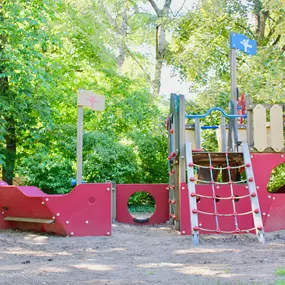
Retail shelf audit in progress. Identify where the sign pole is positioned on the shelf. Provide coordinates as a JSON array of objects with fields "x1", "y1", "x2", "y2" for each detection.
[
  {"x1": 76, "y1": 105, "x2": 84, "y2": 186},
  {"x1": 230, "y1": 48, "x2": 237, "y2": 101},
  {"x1": 228, "y1": 48, "x2": 238, "y2": 152},
  {"x1": 76, "y1": 89, "x2": 105, "y2": 186},
  {"x1": 229, "y1": 32, "x2": 257, "y2": 152}
]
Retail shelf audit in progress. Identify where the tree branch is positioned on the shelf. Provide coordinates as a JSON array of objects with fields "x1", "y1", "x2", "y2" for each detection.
[
  {"x1": 163, "y1": 0, "x2": 172, "y2": 9},
  {"x1": 272, "y1": 34, "x2": 281, "y2": 46},
  {"x1": 123, "y1": 43, "x2": 152, "y2": 82},
  {"x1": 172, "y1": 0, "x2": 186, "y2": 18},
  {"x1": 148, "y1": 0, "x2": 161, "y2": 16},
  {"x1": 233, "y1": 22, "x2": 255, "y2": 38}
]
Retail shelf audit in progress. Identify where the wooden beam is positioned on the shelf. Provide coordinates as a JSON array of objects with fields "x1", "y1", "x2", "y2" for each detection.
[{"x1": 4, "y1": 217, "x2": 55, "y2": 224}]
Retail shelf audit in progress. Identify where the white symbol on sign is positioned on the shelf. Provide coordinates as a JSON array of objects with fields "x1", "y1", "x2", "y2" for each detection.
[{"x1": 240, "y1": 39, "x2": 252, "y2": 53}]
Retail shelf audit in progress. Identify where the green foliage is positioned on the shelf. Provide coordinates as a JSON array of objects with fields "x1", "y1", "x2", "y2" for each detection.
[
  {"x1": 0, "y1": 0, "x2": 168, "y2": 191},
  {"x1": 276, "y1": 268, "x2": 285, "y2": 276},
  {"x1": 1, "y1": 0, "x2": 283, "y2": 195},
  {"x1": 83, "y1": 132, "x2": 142, "y2": 184},
  {"x1": 170, "y1": 0, "x2": 285, "y2": 104},
  {"x1": 274, "y1": 280, "x2": 285, "y2": 285},
  {"x1": 275, "y1": 267, "x2": 285, "y2": 285},
  {"x1": 17, "y1": 150, "x2": 73, "y2": 194},
  {"x1": 128, "y1": 191, "x2": 155, "y2": 206},
  {"x1": 185, "y1": 92, "x2": 230, "y2": 152},
  {"x1": 267, "y1": 163, "x2": 285, "y2": 193},
  {"x1": 128, "y1": 191, "x2": 155, "y2": 213},
  {"x1": 131, "y1": 126, "x2": 168, "y2": 183},
  {"x1": 0, "y1": 0, "x2": 59, "y2": 121}
]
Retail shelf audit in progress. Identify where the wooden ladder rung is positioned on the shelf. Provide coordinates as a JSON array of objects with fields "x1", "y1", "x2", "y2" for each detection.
[{"x1": 4, "y1": 217, "x2": 55, "y2": 224}]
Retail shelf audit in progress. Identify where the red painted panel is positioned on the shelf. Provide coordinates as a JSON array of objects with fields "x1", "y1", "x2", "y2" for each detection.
[
  {"x1": 180, "y1": 182, "x2": 191, "y2": 235},
  {"x1": 181, "y1": 153, "x2": 285, "y2": 235},
  {"x1": 181, "y1": 183, "x2": 255, "y2": 235},
  {"x1": 116, "y1": 184, "x2": 169, "y2": 225},
  {"x1": 0, "y1": 183, "x2": 112, "y2": 237},
  {"x1": 251, "y1": 153, "x2": 285, "y2": 232}
]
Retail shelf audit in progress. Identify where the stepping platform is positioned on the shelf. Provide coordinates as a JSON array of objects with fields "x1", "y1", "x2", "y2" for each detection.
[{"x1": 0, "y1": 183, "x2": 112, "y2": 237}]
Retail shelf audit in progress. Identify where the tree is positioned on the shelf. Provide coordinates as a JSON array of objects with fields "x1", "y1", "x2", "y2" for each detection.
[
  {"x1": 148, "y1": 0, "x2": 172, "y2": 96},
  {"x1": 1, "y1": 0, "x2": 170, "y2": 190},
  {"x1": 0, "y1": 0, "x2": 59, "y2": 184},
  {"x1": 170, "y1": 0, "x2": 285, "y2": 104}
]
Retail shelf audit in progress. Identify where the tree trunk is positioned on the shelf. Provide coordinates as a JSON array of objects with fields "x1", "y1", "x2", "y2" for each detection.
[
  {"x1": 2, "y1": 119, "x2": 16, "y2": 185},
  {"x1": 148, "y1": 0, "x2": 172, "y2": 97},
  {"x1": 153, "y1": 24, "x2": 165, "y2": 95},
  {"x1": 259, "y1": 11, "x2": 269, "y2": 39},
  {"x1": 117, "y1": 6, "x2": 128, "y2": 72},
  {"x1": 117, "y1": 44, "x2": 126, "y2": 72},
  {"x1": 253, "y1": 0, "x2": 269, "y2": 40}
]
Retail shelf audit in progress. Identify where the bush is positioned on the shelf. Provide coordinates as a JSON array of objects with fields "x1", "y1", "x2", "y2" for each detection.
[
  {"x1": 17, "y1": 152, "x2": 73, "y2": 194},
  {"x1": 83, "y1": 132, "x2": 142, "y2": 183},
  {"x1": 267, "y1": 163, "x2": 285, "y2": 193}
]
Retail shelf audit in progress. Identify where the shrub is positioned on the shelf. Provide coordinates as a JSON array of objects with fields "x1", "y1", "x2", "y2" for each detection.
[{"x1": 17, "y1": 152, "x2": 73, "y2": 194}]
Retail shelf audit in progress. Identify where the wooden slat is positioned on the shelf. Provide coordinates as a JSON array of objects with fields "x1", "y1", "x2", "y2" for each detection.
[
  {"x1": 248, "y1": 103, "x2": 283, "y2": 111},
  {"x1": 4, "y1": 217, "x2": 54, "y2": 224},
  {"x1": 270, "y1": 104, "x2": 284, "y2": 152},
  {"x1": 192, "y1": 152, "x2": 243, "y2": 165},
  {"x1": 253, "y1": 104, "x2": 267, "y2": 152}
]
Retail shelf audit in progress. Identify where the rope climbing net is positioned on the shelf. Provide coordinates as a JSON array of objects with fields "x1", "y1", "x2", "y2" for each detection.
[{"x1": 186, "y1": 142, "x2": 265, "y2": 244}]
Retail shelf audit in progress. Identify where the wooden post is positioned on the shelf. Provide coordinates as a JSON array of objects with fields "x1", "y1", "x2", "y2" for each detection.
[
  {"x1": 178, "y1": 94, "x2": 186, "y2": 230},
  {"x1": 76, "y1": 105, "x2": 84, "y2": 186},
  {"x1": 169, "y1": 94, "x2": 177, "y2": 219},
  {"x1": 229, "y1": 48, "x2": 238, "y2": 152},
  {"x1": 76, "y1": 90, "x2": 105, "y2": 186},
  {"x1": 246, "y1": 95, "x2": 254, "y2": 149},
  {"x1": 195, "y1": 118, "x2": 201, "y2": 149},
  {"x1": 220, "y1": 116, "x2": 227, "y2": 152}
]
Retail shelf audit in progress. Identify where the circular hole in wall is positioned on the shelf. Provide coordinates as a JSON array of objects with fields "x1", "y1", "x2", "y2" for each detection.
[
  {"x1": 267, "y1": 163, "x2": 285, "y2": 193},
  {"x1": 128, "y1": 191, "x2": 156, "y2": 222}
]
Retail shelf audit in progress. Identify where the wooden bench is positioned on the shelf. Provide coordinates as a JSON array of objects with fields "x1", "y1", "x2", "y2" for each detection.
[{"x1": 4, "y1": 217, "x2": 54, "y2": 224}]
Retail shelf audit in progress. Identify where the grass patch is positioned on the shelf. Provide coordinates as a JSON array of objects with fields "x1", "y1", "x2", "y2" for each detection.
[
  {"x1": 274, "y1": 268, "x2": 285, "y2": 285},
  {"x1": 276, "y1": 268, "x2": 285, "y2": 276},
  {"x1": 128, "y1": 204, "x2": 155, "y2": 213},
  {"x1": 274, "y1": 281, "x2": 285, "y2": 285}
]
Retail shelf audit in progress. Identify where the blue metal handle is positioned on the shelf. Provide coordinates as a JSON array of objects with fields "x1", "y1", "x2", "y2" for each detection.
[
  {"x1": 201, "y1": 126, "x2": 219, "y2": 130},
  {"x1": 185, "y1": 107, "x2": 247, "y2": 119}
]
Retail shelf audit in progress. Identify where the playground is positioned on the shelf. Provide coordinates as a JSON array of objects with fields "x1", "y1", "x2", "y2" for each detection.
[
  {"x1": 1, "y1": 29, "x2": 285, "y2": 284},
  {"x1": 1, "y1": 224, "x2": 285, "y2": 285},
  {"x1": 1, "y1": 90, "x2": 285, "y2": 284}
]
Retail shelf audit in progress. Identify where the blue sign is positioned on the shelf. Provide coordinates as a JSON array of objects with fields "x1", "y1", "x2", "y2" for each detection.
[{"x1": 230, "y1": 32, "x2": 257, "y2": 55}]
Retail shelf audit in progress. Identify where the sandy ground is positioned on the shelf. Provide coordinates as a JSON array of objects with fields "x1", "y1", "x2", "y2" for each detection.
[{"x1": 0, "y1": 223, "x2": 285, "y2": 285}]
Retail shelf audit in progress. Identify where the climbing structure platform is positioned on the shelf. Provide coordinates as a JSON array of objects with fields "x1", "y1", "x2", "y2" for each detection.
[
  {"x1": 0, "y1": 183, "x2": 112, "y2": 237},
  {"x1": 168, "y1": 93, "x2": 285, "y2": 244}
]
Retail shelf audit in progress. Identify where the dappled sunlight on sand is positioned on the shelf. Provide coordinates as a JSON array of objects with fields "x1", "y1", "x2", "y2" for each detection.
[
  {"x1": 3, "y1": 249, "x2": 71, "y2": 257},
  {"x1": 71, "y1": 263, "x2": 114, "y2": 271},
  {"x1": 105, "y1": 247, "x2": 126, "y2": 252},
  {"x1": 137, "y1": 262, "x2": 184, "y2": 268},
  {"x1": 175, "y1": 265, "x2": 239, "y2": 277},
  {"x1": 1, "y1": 224, "x2": 285, "y2": 284},
  {"x1": 38, "y1": 266, "x2": 70, "y2": 273},
  {"x1": 23, "y1": 234, "x2": 50, "y2": 244},
  {"x1": 174, "y1": 248, "x2": 240, "y2": 254}
]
